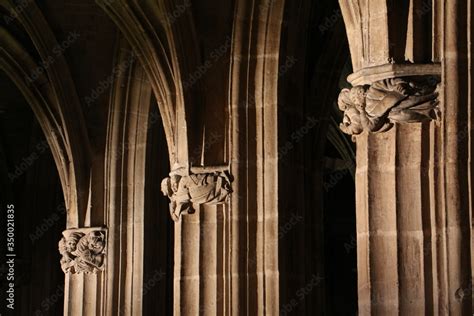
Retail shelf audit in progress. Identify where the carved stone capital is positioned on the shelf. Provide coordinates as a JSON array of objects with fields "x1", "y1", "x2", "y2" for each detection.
[
  {"x1": 338, "y1": 75, "x2": 440, "y2": 136},
  {"x1": 58, "y1": 227, "x2": 107, "y2": 274},
  {"x1": 161, "y1": 166, "x2": 233, "y2": 221}
]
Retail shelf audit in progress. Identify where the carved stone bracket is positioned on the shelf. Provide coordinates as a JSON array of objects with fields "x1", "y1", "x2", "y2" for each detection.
[
  {"x1": 338, "y1": 72, "x2": 441, "y2": 136},
  {"x1": 58, "y1": 227, "x2": 107, "y2": 274},
  {"x1": 161, "y1": 165, "x2": 233, "y2": 221}
]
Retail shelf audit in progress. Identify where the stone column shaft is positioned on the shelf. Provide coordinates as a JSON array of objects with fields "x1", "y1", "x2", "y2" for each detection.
[
  {"x1": 339, "y1": 0, "x2": 472, "y2": 313},
  {"x1": 356, "y1": 125, "x2": 431, "y2": 314}
]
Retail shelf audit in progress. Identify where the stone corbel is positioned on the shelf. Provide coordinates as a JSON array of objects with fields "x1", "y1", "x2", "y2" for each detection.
[
  {"x1": 58, "y1": 227, "x2": 107, "y2": 274},
  {"x1": 161, "y1": 165, "x2": 233, "y2": 221},
  {"x1": 338, "y1": 63, "x2": 441, "y2": 136}
]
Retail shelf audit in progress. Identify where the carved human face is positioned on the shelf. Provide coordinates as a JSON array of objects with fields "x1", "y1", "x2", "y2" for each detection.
[
  {"x1": 66, "y1": 239, "x2": 77, "y2": 252},
  {"x1": 87, "y1": 232, "x2": 105, "y2": 254},
  {"x1": 340, "y1": 106, "x2": 363, "y2": 135},
  {"x1": 349, "y1": 86, "x2": 367, "y2": 109},
  {"x1": 170, "y1": 175, "x2": 181, "y2": 192}
]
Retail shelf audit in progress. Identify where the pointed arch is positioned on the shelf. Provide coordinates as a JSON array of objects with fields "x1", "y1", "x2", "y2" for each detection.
[
  {"x1": 97, "y1": 0, "x2": 203, "y2": 166},
  {"x1": 0, "y1": 0, "x2": 91, "y2": 227}
]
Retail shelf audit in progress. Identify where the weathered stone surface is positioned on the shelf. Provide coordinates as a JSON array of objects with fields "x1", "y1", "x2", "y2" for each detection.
[
  {"x1": 1, "y1": 0, "x2": 473, "y2": 315},
  {"x1": 161, "y1": 167, "x2": 232, "y2": 221},
  {"x1": 59, "y1": 228, "x2": 107, "y2": 274},
  {"x1": 339, "y1": 0, "x2": 473, "y2": 314},
  {"x1": 338, "y1": 76, "x2": 440, "y2": 135}
]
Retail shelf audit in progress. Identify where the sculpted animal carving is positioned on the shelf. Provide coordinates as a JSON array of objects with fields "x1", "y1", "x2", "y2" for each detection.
[
  {"x1": 338, "y1": 77, "x2": 440, "y2": 135},
  {"x1": 161, "y1": 168, "x2": 232, "y2": 221}
]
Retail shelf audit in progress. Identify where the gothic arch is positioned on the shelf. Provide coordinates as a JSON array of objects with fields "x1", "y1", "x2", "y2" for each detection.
[
  {"x1": 97, "y1": 0, "x2": 204, "y2": 166},
  {"x1": 0, "y1": 0, "x2": 90, "y2": 227}
]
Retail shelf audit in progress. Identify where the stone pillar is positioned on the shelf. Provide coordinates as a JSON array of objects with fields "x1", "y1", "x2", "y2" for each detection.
[
  {"x1": 338, "y1": 0, "x2": 472, "y2": 314},
  {"x1": 172, "y1": 204, "x2": 229, "y2": 315},
  {"x1": 227, "y1": 1, "x2": 284, "y2": 314},
  {"x1": 443, "y1": 0, "x2": 472, "y2": 313},
  {"x1": 341, "y1": 70, "x2": 441, "y2": 315},
  {"x1": 59, "y1": 227, "x2": 107, "y2": 315},
  {"x1": 161, "y1": 0, "x2": 285, "y2": 314},
  {"x1": 161, "y1": 167, "x2": 232, "y2": 315}
]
